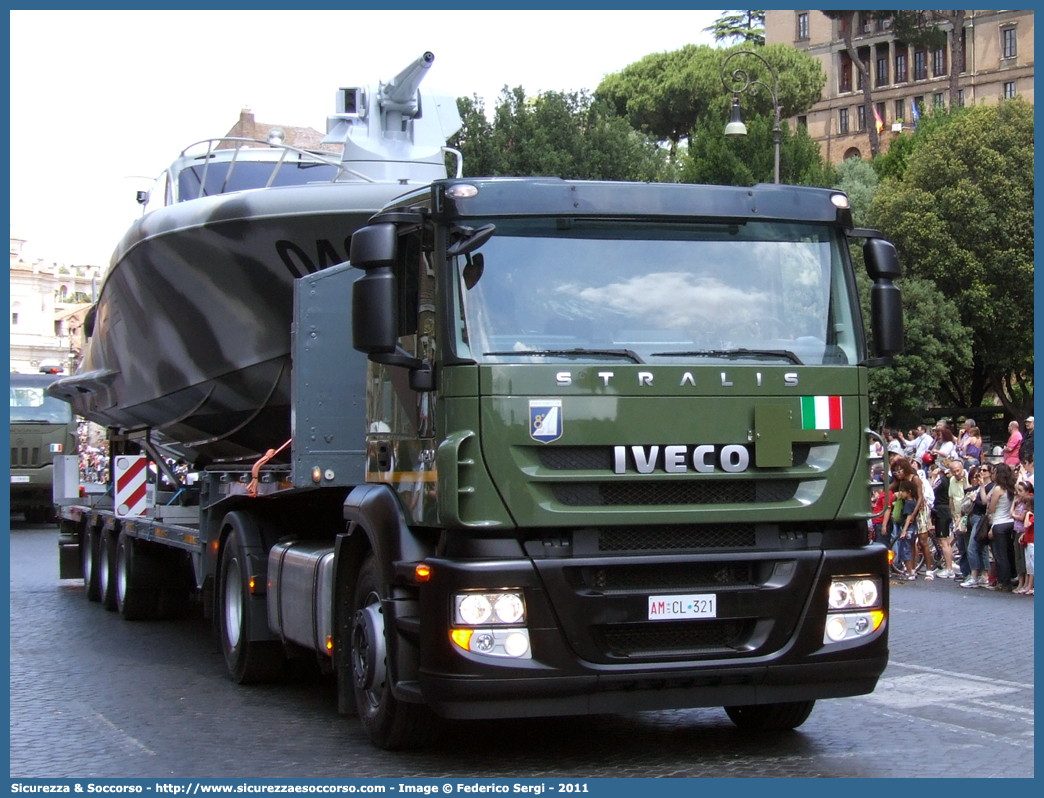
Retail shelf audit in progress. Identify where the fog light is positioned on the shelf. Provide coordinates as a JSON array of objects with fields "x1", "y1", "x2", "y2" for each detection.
[
  {"x1": 504, "y1": 632, "x2": 530, "y2": 657},
  {"x1": 825, "y1": 616, "x2": 848, "y2": 642}
]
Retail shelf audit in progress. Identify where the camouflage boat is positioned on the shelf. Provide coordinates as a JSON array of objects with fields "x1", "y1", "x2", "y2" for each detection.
[{"x1": 48, "y1": 53, "x2": 461, "y2": 466}]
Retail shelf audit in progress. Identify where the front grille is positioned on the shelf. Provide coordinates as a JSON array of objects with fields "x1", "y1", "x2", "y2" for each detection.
[
  {"x1": 539, "y1": 445, "x2": 813, "y2": 470},
  {"x1": 597, "y1": 524, "x2": 756, "y2": 551},
  {"x1": 599, "y1": 620, "x2": 747, "y2": 657},
  {"x1": 580, "y1": 562, "x2": 754, "y2": 593},
  {"x1": 551, "y1": 480, "x2": 798, "y2": 506},
  {"x1": 11, "y1": 447, "x2": 40, "y2": 467}
]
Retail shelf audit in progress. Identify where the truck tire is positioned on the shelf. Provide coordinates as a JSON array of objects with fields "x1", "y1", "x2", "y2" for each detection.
[
  {"x1": 724, "y1": 700, "x2": 815, "y2": 732},
  {"x1": 115, "y1": 532, "x2": 159, "y2": 621},
  {"x1": 350, "y1": 553, "x2": 438, "y2": 750},
  {"x1": 98, "y1": 531, "x2": 118, "y2": 611},
  {"x1": 82, "y1": 527, "x2": 101, "y2": 602},
  {"x1": 217, "y1": 533, "x2": 284, "y2": 684}
]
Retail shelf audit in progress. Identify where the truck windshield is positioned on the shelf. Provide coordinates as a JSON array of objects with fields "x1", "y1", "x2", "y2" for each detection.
[
  {"x1": 454, "y1": 218, "x2": 862, "y2": 366},
  {"x1": 10, "y1": 384, "x2": 73, "y2": 423}
]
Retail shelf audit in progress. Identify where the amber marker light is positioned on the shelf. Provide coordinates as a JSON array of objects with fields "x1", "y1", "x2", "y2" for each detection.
[
  {"x1": 871, "y1": 610, "x2": 885, "y2": 631},
  {"x1": 326, "y1": 636, "x2": 334, "y2": 654},
  {"x1": 887, "y1": 549, "x2": 894, "y2": 566},
  {"x1": 415, "y1": 563, "x2": 432, "y2": 582},
  {"x1": 450, "y1": 629, "x2": 473, "y2": 651},
  {"x1": 249, "y1": 576, "x2": 256, "y2": 593}
]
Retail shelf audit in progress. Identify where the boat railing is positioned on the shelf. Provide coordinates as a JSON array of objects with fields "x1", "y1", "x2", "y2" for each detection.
[{"x1": 179, "y1": 138, "x2": 372, "y2": 199}]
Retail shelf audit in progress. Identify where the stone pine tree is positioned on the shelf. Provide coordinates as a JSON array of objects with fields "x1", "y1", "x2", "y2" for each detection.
[{"x1": 704, "y1": 10, "x2": 766, "y2": 46}]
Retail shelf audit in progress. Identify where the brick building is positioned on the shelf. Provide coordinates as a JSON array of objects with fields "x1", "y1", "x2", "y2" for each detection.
[{"x1": 766, "y1": 10, "x2": 1034, "y2": 163}]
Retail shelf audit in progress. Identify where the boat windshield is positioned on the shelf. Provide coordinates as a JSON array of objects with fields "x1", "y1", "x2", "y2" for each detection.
[
  {"x1": 10, "y1": 383, "x2": 73, "y2": 423},
  {"x1": 453, "y1": 218, "x2": 863, "y2": 366},
  {"x1": 177, "y1": 160, "x2": 342, "y2": 200}
]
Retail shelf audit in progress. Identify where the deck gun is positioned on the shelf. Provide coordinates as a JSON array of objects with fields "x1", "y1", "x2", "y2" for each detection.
[{"x1": 323, "y1": 51, "x2": 461, "y2": 184}]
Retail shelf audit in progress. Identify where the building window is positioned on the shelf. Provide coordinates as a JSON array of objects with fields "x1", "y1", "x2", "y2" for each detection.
[
  {"x1": 876, "y1": 55, "x2": 889, "y2": 86},
  {"x1": 797, "y1": 115, "x2": 808, "y2": 129},
  {"x1": 956, "y1": 89, "x2": 965, "y2": 108},
  {"x1": 857, "y1": 105, "x2": 866, "y2": 131},
  {"x1": 54, "y1": 321, "x2": 63, "y2": 336},
  {"x1": 895, "y1": 52, "x2": 908, "y2": 83},
  {"x1": 1004, "y1": 81, "x2": 1017, "y2": 99},
  {"x1": 839, "y1": 108, "x2": 850, "y2": 134},
  {"x1": 12, "y1": 312, "x2": 18, "y2": 325},
  {"x1": 894, "y1": 98, "x2": 905, "y2": 122},
  {"x1": 1002, "y1": 27, "x2": 1017, "y2": 59},
  {"x1": 875, "y1": 102, "x2": 886, "y2": 130},
  {"x1": 933, "y1": 47, "x2": 947, "y2": 77},
  {"x1": 797, "y1": 12, "x2": 809, "y2": 40},
  {"x1": 839, "y1": 52, "x2": 853, "y2": 92},
  {"x1": 914, "y1": 49, "x2": 927, "y2": 81},
  {"x1": 933, "y1": 92, "x2": 945, "y2": 108}
]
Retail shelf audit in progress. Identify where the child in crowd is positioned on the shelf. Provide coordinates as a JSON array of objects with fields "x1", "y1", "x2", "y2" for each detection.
[
  {"x1": 1012, "y1": 482, "x2": 1032, "y2": 594},
  {"x1": 895, "y1": 480, "x2": 918, "y2": 580},
  {"x1": 1017, "y1": 493, "x2": 1033, "y2": 596}
]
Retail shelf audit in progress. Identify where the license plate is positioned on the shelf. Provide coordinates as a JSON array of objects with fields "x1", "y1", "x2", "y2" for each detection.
[
  {"x1": 648, "y1": 594, "x2": 717, "y2": 620},
  {"x1": 10, "y1": 476, "x2": 30, "y2": 483}
]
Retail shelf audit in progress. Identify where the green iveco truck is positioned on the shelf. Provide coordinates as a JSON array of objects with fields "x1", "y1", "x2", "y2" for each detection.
[
  {"x1": 10, "y1": 371, "x2": 78, "y2": 523},
  {"x1": 57, "y1": 177, "x2": 902, "y2": 750}
]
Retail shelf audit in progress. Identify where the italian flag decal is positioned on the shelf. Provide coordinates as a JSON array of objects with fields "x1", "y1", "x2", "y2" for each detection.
[{"x1": 801, "y1": 396, "x2": 843, "y2": 430}]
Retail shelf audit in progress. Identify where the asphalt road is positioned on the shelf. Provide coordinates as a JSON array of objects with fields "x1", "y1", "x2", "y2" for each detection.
[{"x1": 8, "y1": 519, "x2": 1034, "y2": 778}]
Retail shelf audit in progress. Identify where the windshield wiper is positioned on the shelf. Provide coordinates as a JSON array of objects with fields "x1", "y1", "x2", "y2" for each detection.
[
  {"x1": 651, "y1": 348, "x2": 803, "y2": 365},
  {"x1": 483, "y1": 348, "x2": 645, "y2": 364}
]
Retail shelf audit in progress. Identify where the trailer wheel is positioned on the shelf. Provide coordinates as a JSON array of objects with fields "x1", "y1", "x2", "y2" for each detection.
[
  {"x1": 116, "y1": 533, "x2": 159, "y2": 621},
  {"x1": 82, "y1": 527, "x2": 101, "y2": 602},
  {"x1": 98, "y1": 531, "x2": 118, "y2": 611},
  {"x1": 724, "y1": 700, "x2": 816, "y2": 732},
  {"x1": 218, "y1": 533, "x2": 284, "y2": 684},
  {"x1": 350, "y1": 554, "x2": 438, "y2": 750}
]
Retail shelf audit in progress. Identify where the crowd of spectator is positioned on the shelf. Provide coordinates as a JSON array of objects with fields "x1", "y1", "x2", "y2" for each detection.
[{"x1": 873, "y1": 416, "x2": 1034, "y2": 597}]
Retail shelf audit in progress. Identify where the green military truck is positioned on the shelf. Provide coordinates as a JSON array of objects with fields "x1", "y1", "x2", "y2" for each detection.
[
  {"x1": 10, "y1": 371, "x2": 78, "y2": 523},
  {"x1": 56, "y1": 177, "x2": 902, "y2": 749}
]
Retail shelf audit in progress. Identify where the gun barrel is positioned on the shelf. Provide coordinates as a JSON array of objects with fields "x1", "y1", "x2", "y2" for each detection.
[{"x1": 381, "y1": 51, "x2": 435, "y2": 106}]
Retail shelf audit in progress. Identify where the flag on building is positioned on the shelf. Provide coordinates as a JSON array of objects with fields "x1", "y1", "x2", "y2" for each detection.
[
  {"x1": 873, "y1": 106, "x2": 884, "y2": 134},
  {"x1": 911, "y1": 101, "x2": 920, "y2": 129},
  {"x1": 801, "y1": 396, "x2": 843, "y2": 430}
]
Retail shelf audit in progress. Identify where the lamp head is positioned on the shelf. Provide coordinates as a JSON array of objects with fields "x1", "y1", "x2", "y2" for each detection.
[{"x1": 724, "y1": 95, "x2": 747, "y2": 136}]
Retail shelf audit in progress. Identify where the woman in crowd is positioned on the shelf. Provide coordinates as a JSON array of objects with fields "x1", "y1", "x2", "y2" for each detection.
[
  {"x1": 961, "y1": 464, "x2": 994, "y2": 588},
  {"x1": 962, "y1": 426, "x2": 983, "y2": 468},
  {"x1": 948, "y1": 460, "x2": 973, "y2": 581},
  {"x1": 890, "y1": 457, "x2": 929, "y2": 579},
  {"x1": 986, "y1": 463, "x2": 1017, "y2": 592},
  {"x1": 930, "y1": 463, "x2": 956, "y2": 578},
  {"x1": 932, "y1": 427, "x2": 958, "y2": 467}
]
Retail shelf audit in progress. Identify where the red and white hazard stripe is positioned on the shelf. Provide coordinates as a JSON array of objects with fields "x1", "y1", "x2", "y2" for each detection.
[{"x1": 114, "y1": 455, "x2": 148, "y2": 518}]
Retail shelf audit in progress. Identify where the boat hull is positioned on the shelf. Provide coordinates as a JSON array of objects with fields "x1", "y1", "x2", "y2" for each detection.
[{"x1": 50, "y1": 180, "x2": 415, "y2": 465}]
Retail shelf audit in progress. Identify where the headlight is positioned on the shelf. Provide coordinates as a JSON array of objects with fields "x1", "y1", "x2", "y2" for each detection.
[
  {"x1": 457, "y1": 594, "x2": 492, "y2": 625},
  {"x1": 828, "y1": 577, "x2": 881, "y2": 610},
  {"x1": 454, "y1": 590, "x2": 526, "y2": 626}
]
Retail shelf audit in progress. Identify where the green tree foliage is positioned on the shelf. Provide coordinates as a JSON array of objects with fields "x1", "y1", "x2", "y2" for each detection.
[
  {"x1": 868, "y1": 99, "x2": 1034, "y2": 417},
  {"x1": 595, "y1": 43, "x2": 826, "y2": 157},
  {"x1": 682, "y1": 112, "x2": 836, "y2": 186},
  {"x1": 857, "y1": 271, "x2": 972, "y2": 428},
  {"x1": 704, "y1": 10, "x2": 766, "y2": 46},
  {"x1": 836, "y1": 156, "x2": 971, "y2": 427},
  {"x1": 448, "y1": 89, "x2": 675, "y2": 182}
]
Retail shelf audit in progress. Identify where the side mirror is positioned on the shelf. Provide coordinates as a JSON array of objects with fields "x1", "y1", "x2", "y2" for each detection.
[
  {"x1": 349, "y1": 223, "x2": 397, "y2": 269},
  {"x1": 352, "y1": 267, "x2": 398, "y2": 355},
  {"x1": 863, "y1": 238, "x2": 904, "y2": 360}
]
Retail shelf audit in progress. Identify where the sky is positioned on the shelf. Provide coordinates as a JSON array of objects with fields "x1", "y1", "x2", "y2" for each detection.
[{"x1": 10, "y1": 8, "x2": 724, "y2": 268}]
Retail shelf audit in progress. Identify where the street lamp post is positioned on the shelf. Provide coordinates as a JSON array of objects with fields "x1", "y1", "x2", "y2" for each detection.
[{"x1": 720, "y1": 50, "x2": 782, "y2": 184}]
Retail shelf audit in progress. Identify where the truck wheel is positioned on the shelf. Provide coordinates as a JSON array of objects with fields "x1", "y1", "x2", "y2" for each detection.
[
  {"x1": 116, "y1": 533, "x2": 159, "y2": 621},
  {"x1": 82, "y1": 527, "x2": 101, "y2": 602},
  {"x1": 724, "y1": 700, "x2": 815, "y2": 732},
  {"x1": 350, "y1": 554, "x2": 438, "y2": 750},
  {"x1": 98, "y1": 531, "x2": 118, "y2": 611},
  {"x1": 217, "y1": 533, "x2": 284, "y2": 684}
]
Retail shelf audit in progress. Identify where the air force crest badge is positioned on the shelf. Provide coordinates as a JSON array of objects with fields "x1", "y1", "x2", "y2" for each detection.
[{"x1": 530, "y1": 399, "x2": 563, "y2": 443}]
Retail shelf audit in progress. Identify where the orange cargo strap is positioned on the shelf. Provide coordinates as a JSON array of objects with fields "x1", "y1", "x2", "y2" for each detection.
[{"x1": 247, "y1": 439, "x2": 292, "y2": 497}]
